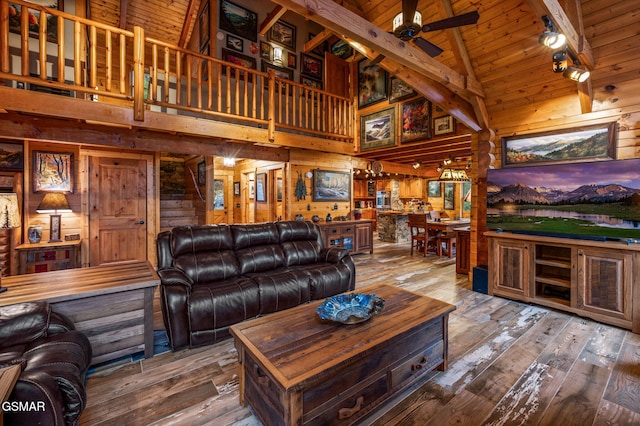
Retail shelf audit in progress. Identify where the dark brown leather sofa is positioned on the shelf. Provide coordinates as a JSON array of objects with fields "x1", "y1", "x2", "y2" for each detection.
[
  {"x1": 0, "y1": 301, "x2": 92, "y2": 426},
  {"x1": 156, "y1": 221, "x2": 356, "y2": 351}
]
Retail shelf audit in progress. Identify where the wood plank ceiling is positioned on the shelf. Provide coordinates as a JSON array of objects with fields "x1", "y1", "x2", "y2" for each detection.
[{"x1": 83, "y1": 0, "x2": 601, "y2": 172}]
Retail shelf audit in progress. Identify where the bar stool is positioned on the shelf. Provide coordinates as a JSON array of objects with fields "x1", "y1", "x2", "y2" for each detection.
[{"x1": 437, "y1": 232, "x2": 457, "y2": 258}]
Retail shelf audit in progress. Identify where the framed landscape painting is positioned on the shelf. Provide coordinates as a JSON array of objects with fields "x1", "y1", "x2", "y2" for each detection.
[
  {"x1": 389, "y1": 77, "x2": 416, "y2": 103},
  {"x1": 268, "y1": 20, "x2": 296, "y2": 50},
  {"x1": 428, "y1": 181, "x2": 441, "y2": 197},
  {"x1": 312, "y1": 170, "x2": 350, "y2": 202},
  {"x1": 360, "y1": 108, "x2": 396, "y2": 152},
  {"x1": 33, "y1": 151, "x2": 74, "y2": 193},
  {"x1": 0, "y1": 141, "x2": 23, "y2": 171},
  {"x1": 502, "y1": 122, "x2": 617, "y2": 167},
  {"x1": 358, "y1": 59, "x2": 388, "y2": 109},
  {"x1": 219, "y1": 0, "x2": 258, "y2": 42}
]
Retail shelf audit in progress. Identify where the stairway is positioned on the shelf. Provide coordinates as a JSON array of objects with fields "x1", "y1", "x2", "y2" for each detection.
[{"x1": 160, "y1": 199, "x2": 199, "y2": 232}]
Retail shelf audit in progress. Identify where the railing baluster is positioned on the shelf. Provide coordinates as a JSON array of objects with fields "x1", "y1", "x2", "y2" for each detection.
[
  {"x1": 105, "y1": 29, "x2": 112, "y2": 92},
  {"x1": 38, "y1": 7, "x2": 46, "y2": 79}
]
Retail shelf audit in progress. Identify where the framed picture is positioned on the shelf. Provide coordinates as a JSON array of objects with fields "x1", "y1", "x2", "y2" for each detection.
[
  {"x1": 268, "y1": 20, "x2": 296, "y2": 50},
  {"x1": 33, "y1": 151, "x2": 74, "y2": 193},
  {"x1": 301, "y1": 76, "x2": 322, "y2": 90},
  {"x1": 389, "y1": 77, "x2": 416, "y2": 103},
  {"x1": 0, "y1": 141, "x2": 23, "y2": 171},
  {"x1": 199, "y1": 2, "x2": 210, "y2": 52},
  {"x1": 256, "y1": 173, "x2": 267, "y2": 202},
  {"x1": 249, "y1": 179, "x2": 255, "y2": 199},
  {"x1": 463, "y1": 181, "x2": 471, "y2": 212},
  {"x1": 287, "y1": 52, "x2": 297, "y2": 69},
  {"x1": 262, "y1": 61, "x2": 293, "y2": 80},
  {"x1": 434, "y1": 115, "x2": 455, "y2": 136},
  {"x1": 301, "y1": 53, "x2": 322, "y2": 80},
  {"x1": 234, "y1": 181, "x2": 240, "y2": 196},
  {"x1": 428, "y1": 181, "x2": 441, "y2": 197},
  {"x1": 276, "y1": 178, "x2": 283, "y2": 202},
  {"x1": 401, "y1": 98, "x2": 431, "y2": 143},
  {"x1": 213, "y1": 179, "x2": 224, "y2": 209},
  {"x1": 358, "y1": 59, "x2": 388, "y2": 109},
  {"x1": 330, "y1": 40, "x2": 353, "y2": 59},
  {"x1": 221, "y1": 48, "x2": 256, "y2": 78},
  {"x1": 308, "y1": 33, "x2": 328, "y2": 57},
  {"x1": 9, "y1": 0, "x2": 64, "y2": 43},
  {"x1": 260, "y1": 41, "x2": 271, "y2": 60},
  {"x1": 197, "y1": 161, "x2": 206, "y2": 186},
  {"x1": 360, "y1": 108, "x2": 396, "y2": 152},
  {"x1": 219, "y1": 0, "x2": 258, "y2": 42},
  {"x1": 226, "y1": 34, "x2": 243, "y2": 52},
  {"x1": 312, "y1": 170, "x2": 350, "y2": 202},
  {"x1": 502, "y1": 122, "x2": 617, "y2": 167},
  {"x1": 444, "y1": 182, "x2": 455, "y2": 210}
]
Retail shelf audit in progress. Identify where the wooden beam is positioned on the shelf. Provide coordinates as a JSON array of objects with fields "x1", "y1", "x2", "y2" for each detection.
[
  {"x1": 119, "y1": 0, "x2": 129, "y2": 29},
  {"x1": 0, "y1": 113, "x2": 290, "y2": 162},
  {"x1": 178, "y1": 0, "x2": 199, "y2": 49},
  {"x1": 269, "y1": 0, "x2": 484, "y2": 100},
  {"x1": 304, "y1": 29, "x2": 332, "y2": 54},
  {"x1": 259, "y1": 5, "x2": 287, "y2": 37}
]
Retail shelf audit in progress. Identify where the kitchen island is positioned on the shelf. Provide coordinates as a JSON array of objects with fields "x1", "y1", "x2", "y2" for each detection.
[{"x1": 377, "y1": 211, "x2": 410, "y2": 243}]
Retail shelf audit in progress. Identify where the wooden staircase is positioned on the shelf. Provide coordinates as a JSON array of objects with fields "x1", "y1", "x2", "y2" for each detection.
[{"x1": 160, "y1": 199, "x2": 200, "y2": 232}]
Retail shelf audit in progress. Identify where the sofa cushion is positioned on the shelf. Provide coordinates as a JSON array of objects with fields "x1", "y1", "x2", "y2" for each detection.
[
  {"x1": 297, "y1": 264, "x2": 354, "y2": 300},
  {"x1": 277, "y1": 221, "x2": 322, "y2": 266},
  {"x1": 0, "y1": 302, "x2": 50, "y2": 349},
  {"x1": 188, "y1": 277, "x2": 260, "y2": 333},
  {"x1": 250, "y1": 270, "x2": 312, "y2": 315}
]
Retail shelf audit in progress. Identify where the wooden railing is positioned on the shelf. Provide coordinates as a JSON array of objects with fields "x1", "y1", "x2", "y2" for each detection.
[{"x1": 0, "y1": 0, "x2": 354, "y2": 142}]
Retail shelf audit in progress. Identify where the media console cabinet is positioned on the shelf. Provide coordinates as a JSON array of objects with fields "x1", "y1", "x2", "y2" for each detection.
[{"x1": 486, "y1": 231, "x2": 640, "y2": 333}]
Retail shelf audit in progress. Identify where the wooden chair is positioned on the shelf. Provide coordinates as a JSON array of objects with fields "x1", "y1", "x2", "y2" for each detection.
[
  {"x1": 437, "y1": 232, "x2": 457, "y2": 258},
  {"x1": 408, "y1": 214, "x2": 437, "y2": 256}
]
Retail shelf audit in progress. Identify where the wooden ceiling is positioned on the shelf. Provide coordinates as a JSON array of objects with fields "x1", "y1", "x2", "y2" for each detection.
[{"x1": 82, "y1": 0, "x2": 630, "y2": 173}]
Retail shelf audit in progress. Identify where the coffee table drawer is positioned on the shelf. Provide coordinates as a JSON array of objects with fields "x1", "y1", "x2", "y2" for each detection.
[
  {"x1": 244, "y1": 356, "x2": 284, "y2": 419},
  {"x1": 305, "y1": 374, "x2": 388, "y2": 426},
  {"x1": 391, "y1": 339, "x2": 444, "y2": 389}
]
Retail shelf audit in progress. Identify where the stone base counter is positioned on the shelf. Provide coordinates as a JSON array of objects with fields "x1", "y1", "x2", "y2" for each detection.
[{"x1": 377, "y1": 211, "x2": 410, "y2": 243}]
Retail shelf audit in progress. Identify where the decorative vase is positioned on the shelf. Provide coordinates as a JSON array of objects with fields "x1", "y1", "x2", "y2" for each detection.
[
  {"x1": 28, "y1": 226, "x2": 42, "y2": 244},
  {"x1": 312, "y1": 215, "x2": 320, "y2": 223}
]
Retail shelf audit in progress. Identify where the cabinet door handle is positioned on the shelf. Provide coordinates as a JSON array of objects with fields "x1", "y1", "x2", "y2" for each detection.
[
  {"x1": 253, "y1": 364, "x2": 269, "y2": 387},
  {"x1": 338, "y1": 396, "x2": 364, "y2": 419}
]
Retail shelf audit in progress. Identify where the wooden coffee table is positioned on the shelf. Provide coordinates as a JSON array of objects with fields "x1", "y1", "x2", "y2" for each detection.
[{"x1": 230, "y1": 283, "x2": 456, "y2": 426}]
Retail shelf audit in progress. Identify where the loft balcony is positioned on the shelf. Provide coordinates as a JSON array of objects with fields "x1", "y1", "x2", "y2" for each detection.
[{"x1": 0, "y1": 0, "x2": 355, "y2": 155}]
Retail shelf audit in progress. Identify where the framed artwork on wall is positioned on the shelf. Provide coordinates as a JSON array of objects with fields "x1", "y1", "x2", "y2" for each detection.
[
  {"x1": 256, "y1": 173, "x2": 266, "y2": 202},
  {"x1": 9, "y1": 0, "x2": 64, "y2": 43},
  {"x1": 197, "y1": 161, "x2": 205, "y2": 186},
  {"x1": 358, "y1": 59, "x2": 388, "y2": 108},
  {"x1": 502, "y1": 122, "x2": 617, "y2": 167},
  {"x1": 249, "y1": 179, "x2": 255, "y2": 199},
  {"x1": 0, "y1": 141, "x2": 23, "y2": 171},
  {"x1": 234, "y1": 181, "x2": 240, "y2": 196},
  {"x1": 300, "y1": 53, "x2": 322, "y2": 80},
  {"x1": 268, "y1": 20, "x2": 296, "y2": 50},
  {"x1": 198, "y1": 2, "x2": 210, "y2": 52},
  {"x1": 312, "y1": 170, "x2": 350, "y2": 202},
  {"x1": 219, "y1": 0, "x2": 258, "y2": 42},
  {"x1": 434, "y1": 115, "x2": 455, "y2": 135},
  {"x1": 260, "y1": 41, "x2": 271, "y2": 60},
  {"x1": 444, "y1": 182, "x2": 455, "y2": 210},
  {"x1": 401, "y1": 98, "x2": 431, "y2": 143},
  {"x1": 226, "y1": 34, "x2": 243, "y2": 52},
  {"x1": 33, "y1": 151, "x2": 74, "y2": 193},
  {"x1": 330, "y1": 40, "x2": 353, "y2": 59},
  {"x1": 221, "y1": 48, "x2": 256, "y2": 78},
  {"x1": 428, "y1": 181, "x2": 441, "y2": 197},
  {"x1": 389, "y1": 77, "x2": 416, "y2": 103},
  {"x1": 360, "y1": 108, "x2": 396, "y2": 152}
]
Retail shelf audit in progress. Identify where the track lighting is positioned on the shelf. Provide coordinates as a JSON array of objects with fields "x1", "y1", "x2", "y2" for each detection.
[
  {"x1": 412, "y1": 162, "x2": 421, "y2": 169},
  {"x1": 539, "y1": 16, "x2": 566, "y2": 49},
  {"x1": 552, "y1": 50, "x2": 568, "y2": 73},
  {"x1": 563, "y1": 65, "x2": 590, "y2": 83}
]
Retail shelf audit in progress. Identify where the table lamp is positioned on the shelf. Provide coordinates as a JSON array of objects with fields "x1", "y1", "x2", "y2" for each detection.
[
  {"x1": 36, "y1": 192, "x2": 71, "y2": 243},
  {"x1": 0, "y1": 193, "x2": 21, "y2": 293}
]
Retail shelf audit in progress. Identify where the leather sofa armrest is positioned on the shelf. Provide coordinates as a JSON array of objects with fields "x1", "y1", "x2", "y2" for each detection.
[
  {"x1": 319, "y1": 247, "x2": 349, "y2": 263},
  {"x1": 0, "y1": 302, "x2": 51, "y2": 350},
  {"x1": 157, "y1": 268, "x2": 193, "y2": 290}
]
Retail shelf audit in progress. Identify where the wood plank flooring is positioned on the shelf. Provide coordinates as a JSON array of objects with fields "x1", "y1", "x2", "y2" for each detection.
[{"x1": 80, "y1": 239, "x2": 640, "y2": 425}]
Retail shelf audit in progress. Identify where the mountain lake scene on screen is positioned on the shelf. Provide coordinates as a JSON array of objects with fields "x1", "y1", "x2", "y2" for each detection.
[{"x1": 487, "y1": 158, "x2": 640, "y2": 240}]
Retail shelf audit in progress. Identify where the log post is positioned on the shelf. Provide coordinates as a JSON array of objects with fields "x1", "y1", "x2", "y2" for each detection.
[{"x1": 133, "y1": 26, "x2": 145, "y2": 121}]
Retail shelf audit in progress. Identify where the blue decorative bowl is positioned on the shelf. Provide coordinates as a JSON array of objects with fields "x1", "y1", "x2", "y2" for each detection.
[{"x1": 317, "y1": 293, "x2": 385, "y2": 324}]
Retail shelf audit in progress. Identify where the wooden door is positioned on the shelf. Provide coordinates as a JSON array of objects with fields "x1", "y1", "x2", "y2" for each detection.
[
  {"x1": 89, "y1": 156, "x2": 147, "y2": 265},
  {"x1": 211, "y1": 175, "x2": 233, "y2": 224},
  {"x1": 324, "y1": 53, "x2": 350, "y2": 97}
]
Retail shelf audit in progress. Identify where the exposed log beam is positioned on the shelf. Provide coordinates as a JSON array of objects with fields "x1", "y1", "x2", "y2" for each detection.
[
  {"x1": 269, "y1": 0, "x2": 484, "y2": 100},
  {"x1": 357, "y1": 45, "x2": 480, "y2": 131},
  {"x1": 304, "y1": 29, "x2": 332, "y2": 54},
  {"x1": 119, "y1": 0, "x2": 129, "y2": 29},
  {"x1": 178, "y1": 0, "x2": 199, "y2": 49},
  {"x1": 527, "y1": 0, "x2": 594, "y2": 113},
  {"x1": 259, "y1": 6, "x2": 287, "y2": 37},
  {"x1": 0, "y1": 113, "x2": 290, "y2": 162}
]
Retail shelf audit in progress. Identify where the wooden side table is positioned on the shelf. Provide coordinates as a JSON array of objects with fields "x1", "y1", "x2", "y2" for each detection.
[{"x1": 15, "y1": 240, "x2": 81, "y2": 275}]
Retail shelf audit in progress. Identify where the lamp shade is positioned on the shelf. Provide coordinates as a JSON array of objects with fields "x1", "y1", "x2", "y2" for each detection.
[
  {"x1": 0, "y1": 193, "x2": 21, "y2": 229},
  {"x1": 439, "y1": 168, "x2": 470, "y2": 182},
  {"x1": 36, "y1": 192, "x2": 72, "y2": 213}
]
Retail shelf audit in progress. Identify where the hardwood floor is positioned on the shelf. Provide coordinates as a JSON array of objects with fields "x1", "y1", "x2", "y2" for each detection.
[{"x1": 80, "y1": 239, "x2": 640, "y2": 425}]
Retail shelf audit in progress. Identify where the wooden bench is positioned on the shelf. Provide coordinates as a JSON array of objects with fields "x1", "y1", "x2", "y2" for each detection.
[{"x1": 0, "y1": 261, "x2": 160, "y2": 365}]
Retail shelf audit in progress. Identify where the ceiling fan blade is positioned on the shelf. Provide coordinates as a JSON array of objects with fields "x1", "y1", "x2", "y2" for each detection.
[
  {"x1": 422, "y1": 10, "x2": 480, "y2": 32},
  {"x1": 413, "y1": 37, "x2": 444, "y2": 57},
  {"x1": 402, "y1": 0, "x2": 419, "y2": 26}
]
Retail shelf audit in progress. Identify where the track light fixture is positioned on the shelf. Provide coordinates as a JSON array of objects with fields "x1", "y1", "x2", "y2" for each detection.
[
  {"x1": 539, "y1": 16, "x2": 566, "y2": 49},
  {"x1": 412, "y1": 162, "x2": 421, "y2": 169},
  {"x1": 563, "y1": 61, "x2": 590, "y2": 82},
  {"x1": 552, "y1": 49, "x2": 568, "y2": 73}
]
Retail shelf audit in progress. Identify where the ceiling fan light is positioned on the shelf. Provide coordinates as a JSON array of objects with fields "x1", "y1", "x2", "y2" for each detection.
[
  {"x1": 392, "y1": 11, "x2": 422, "y2": 40},
  {"x1": 563, "y1": 67, "x2": 590, "y2": 82}
]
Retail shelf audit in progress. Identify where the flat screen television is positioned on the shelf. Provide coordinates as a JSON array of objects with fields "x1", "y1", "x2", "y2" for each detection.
[{"x1": 486, "y1": 158, "x2": 640, "y2": 241}]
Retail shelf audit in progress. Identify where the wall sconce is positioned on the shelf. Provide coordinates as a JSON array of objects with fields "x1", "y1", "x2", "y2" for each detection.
[
  {"x1": 539, "y1": 15, "x2": 566, "y2": 49},
  {"x1": 37, "y1": 192, "x2": 71, "y2": 242},
  {"x1": 273, "y1": 46, "x2": 283, "y2": 65}
]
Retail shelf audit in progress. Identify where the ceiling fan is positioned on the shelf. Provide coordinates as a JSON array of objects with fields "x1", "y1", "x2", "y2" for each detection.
[{"x1": 392, "y1": 0, "x2": 480, "y2": 57}]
